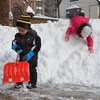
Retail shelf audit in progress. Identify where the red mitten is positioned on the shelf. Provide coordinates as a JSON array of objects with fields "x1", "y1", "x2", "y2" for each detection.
[
  {"x1": 88, "y1": 47, "x2": 94, "y2": 53},
  {"x1": 65, "y1": 35, "x2": 69, "y2": 42}
]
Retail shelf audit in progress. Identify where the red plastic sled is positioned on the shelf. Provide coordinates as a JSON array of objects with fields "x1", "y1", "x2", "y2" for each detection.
[{"x1": 3, "y1": 59, "x2": 30, "y2": 83}]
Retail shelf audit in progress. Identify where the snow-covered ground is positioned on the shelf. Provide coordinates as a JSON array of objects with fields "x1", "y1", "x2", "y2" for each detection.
[
  {"x1": 1, "y1": 19, "x2": 100, "y2": 99},
  {"x1": 1, "y1": 83, "x2": 100, "y2": 100}
]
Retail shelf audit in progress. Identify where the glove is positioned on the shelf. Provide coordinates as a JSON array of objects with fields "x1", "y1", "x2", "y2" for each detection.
[
  {"x1": 12, "y1": 43, "x2": 18, "y2": 50},
  {"x1": 26, "y1": 51, "x2": 35, "y2": 61},
  {"x1": 17, "y1": 49, "x2": 23, "y2": 53},
  {"x1": 64, "y1": 35, "x2": 69, "y2": 42},
  {"x1": 12, "y1": 43, "x2": 23, "y2": 53},
  {"x1": 88, "y1": 47, "x2": 94, "y2": 53}
]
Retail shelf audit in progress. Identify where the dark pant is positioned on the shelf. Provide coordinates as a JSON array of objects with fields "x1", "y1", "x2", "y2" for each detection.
[
  {"x1": 29, "y1": 54, "x2": 38, "y2": 85},
  {"x1": 17, "y1": 54, "x2": 38, "y2": 86}
]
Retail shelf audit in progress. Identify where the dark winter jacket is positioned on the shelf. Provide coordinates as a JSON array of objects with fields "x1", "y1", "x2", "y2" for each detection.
[{"x1": 12, "y1": 29, "x2": 41, "y2": 60}]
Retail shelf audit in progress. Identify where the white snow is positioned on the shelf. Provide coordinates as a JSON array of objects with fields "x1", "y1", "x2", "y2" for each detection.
[
  {"x1": 26, "y1": 6, "x2": 35, "y2": 15},
  {"x1": 66, "y1": 4, "x2": 80, "y2": 10},
  {"x1": 0, "y1": 18, "x2": 100, "y2": 89}
]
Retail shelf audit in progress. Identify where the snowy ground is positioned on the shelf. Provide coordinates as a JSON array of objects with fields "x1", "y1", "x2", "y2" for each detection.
[
  {"x1": 1, "y1": 19, "x2": 100, "y2": 99},
  {"x1": 1, "y1": 84, "x2": 100, "y2": 100}
]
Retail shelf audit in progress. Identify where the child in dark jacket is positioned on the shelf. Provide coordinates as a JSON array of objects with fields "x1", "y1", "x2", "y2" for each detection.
[
  {"x1": 65, "y1": 12, "x2": 94, "y2": 53},
  {"x1": 12, "y1": 15, "x2": 41, "y2": 89}
]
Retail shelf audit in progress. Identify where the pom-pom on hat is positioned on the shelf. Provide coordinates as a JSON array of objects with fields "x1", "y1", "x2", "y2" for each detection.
[{"x1": 16, "y1": 15, "x2": 31, "y2": 29}]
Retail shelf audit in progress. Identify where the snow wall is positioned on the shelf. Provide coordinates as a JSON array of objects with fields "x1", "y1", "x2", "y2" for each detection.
[{"x1": 1, "y1": 19, "x2": 100, "y2": 87}]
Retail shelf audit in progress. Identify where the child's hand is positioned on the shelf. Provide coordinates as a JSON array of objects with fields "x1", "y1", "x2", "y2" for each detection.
[
  {"x1": 88, "y1": 47, "x2": 94, "y2": 53},
  {"x1": 65, "y1": 35, "x2": 69, "y2": 42},
  {"x1": 17, "y1": 49, "x2": 23, "y2": 53},
  {"x1": 22, "y1": 55, "x2": 26, "y2": 61}
]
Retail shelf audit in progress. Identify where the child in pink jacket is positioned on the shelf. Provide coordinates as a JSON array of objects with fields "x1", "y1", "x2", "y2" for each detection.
[{"x1": 65, "y1": 12, "x2": 94, "y2": 53}]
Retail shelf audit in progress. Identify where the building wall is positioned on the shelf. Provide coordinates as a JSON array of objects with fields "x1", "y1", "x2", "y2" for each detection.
[
  {"x1": 45, "y1": 0, "x2": 59, "y2": 18},
  {"x1": 11, "y1": 0, "x2": 31, "y2": 15},
  {"x1": 0, "y1": 0, "x2": 9, "y2": 25},
  {"x1": 60, "y1": 0, "x2": 98, "y2": 18},
  {"x1": 31, "y1": 17, "x2": 58, "y2": 24},
  {"x1": 0, "y1": 0, "x2": 60, "y2": 25},
  {"x1": 0, "y1": 0, "x2": 46, "y2": 25}
]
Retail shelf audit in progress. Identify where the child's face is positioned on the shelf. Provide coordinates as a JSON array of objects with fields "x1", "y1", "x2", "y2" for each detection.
[{"x1": 17, "y1": 27, "x2": 28, "y2": 36}]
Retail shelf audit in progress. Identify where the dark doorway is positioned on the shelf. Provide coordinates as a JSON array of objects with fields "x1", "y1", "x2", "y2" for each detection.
[{"x1": 13, "y1": 6, "x2": 22, "y2": 26}]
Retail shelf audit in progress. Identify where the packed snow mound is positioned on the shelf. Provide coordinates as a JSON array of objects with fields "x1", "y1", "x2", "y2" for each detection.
[{"x1": 0, "y1": 19, "x2": 100, "y2": 87}]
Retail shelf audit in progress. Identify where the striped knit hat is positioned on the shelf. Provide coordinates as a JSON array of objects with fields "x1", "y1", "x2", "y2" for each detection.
[{"x1": 16, "y1": 15, "x2": 31, "y2": 29}]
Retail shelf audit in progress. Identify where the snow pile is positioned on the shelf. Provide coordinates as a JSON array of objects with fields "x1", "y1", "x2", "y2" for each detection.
[{"x1": 0, "y1": 19, "x2": 100, "y2": 87}]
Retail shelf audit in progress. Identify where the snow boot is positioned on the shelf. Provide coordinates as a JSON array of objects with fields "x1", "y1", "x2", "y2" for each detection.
[
  {"x1": 26, "y1": 83, "x2": 36, "y2": 89},
  {"x1": 14, "y1": 83, "x2": 22, "y2": 89}
]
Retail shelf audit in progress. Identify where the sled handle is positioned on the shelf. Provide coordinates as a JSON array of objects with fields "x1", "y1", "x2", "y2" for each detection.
[{"x1": 16, "y1": 52, "x2": 20, "y2": 62}]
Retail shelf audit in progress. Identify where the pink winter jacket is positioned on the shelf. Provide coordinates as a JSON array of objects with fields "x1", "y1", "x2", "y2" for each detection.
[{"x1": 65, "y1": 16, "x2": 93, "y2": 48}]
